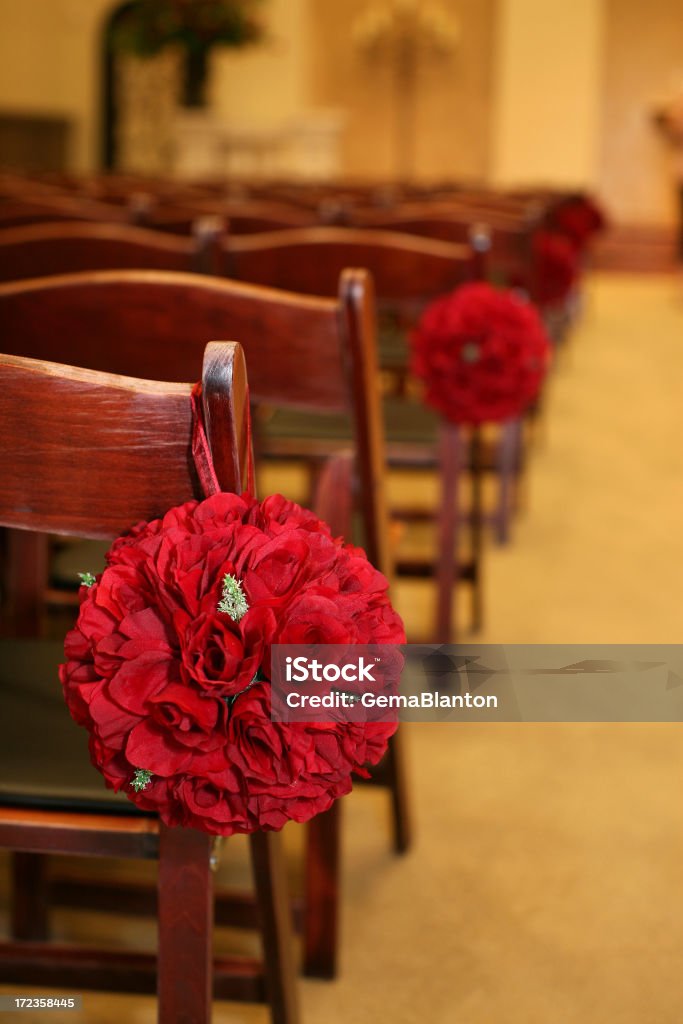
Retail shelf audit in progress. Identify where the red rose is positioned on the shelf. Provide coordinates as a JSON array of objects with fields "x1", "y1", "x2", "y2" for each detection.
[
  {"x1": 410, "y1": 281, "x2": 552, "y2": 424},
  {"x1": 171, "y1": 775, "x2": 253, "y2": 834},
  {"x1": 177, "y1": 605, "x2": 276, "y2": 697},
  {"x1": 227, "y1": 682, "x2": 309, "y2": 785},
  {"x1": 60, "y1": 492, "x2": 405, "y2": 835},
  {"x1": 551, "y1": 195, "x2": 607, "y2": 249},
  {"x1": 532, "y1": 230, "x2": 579, "y2": 308}
]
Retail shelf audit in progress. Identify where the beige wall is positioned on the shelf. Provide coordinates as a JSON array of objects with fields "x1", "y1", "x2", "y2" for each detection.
[
  {"x1": 490, "y1": 0, "x2": 605, "y2": 189},
  {"x1": 0, "y1": 0, "x2": 115, "y2": 172},
  {"x1": 599, "y1": 0, "x2": 683, "y2": 225},
  {"x1": 0, "y1": 0, "x2": 310, "y2": 173},
  {"x1": 309, "y1": 0, "x2": 497, "y2": 182},
  {"x1": 211, "y1": 0, "x2": 310, "y2": 125}
]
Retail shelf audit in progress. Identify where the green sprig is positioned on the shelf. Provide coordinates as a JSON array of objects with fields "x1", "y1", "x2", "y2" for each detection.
[
  {"x1": 131, "y1": 769, "x2": 153, "y2": 792},
  {"x1": 218, "y1": 574, "x2": 248, "y2": 621},
  {"x1": 78, "y1": 572, "x2": 96, "y2": 588}
]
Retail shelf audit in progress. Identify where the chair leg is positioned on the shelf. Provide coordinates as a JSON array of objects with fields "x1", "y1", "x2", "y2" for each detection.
[
  {"x1": 303, "y1": 733, "x2": 411, "y2": 979},
  {"x1": 157, "y1": 824, "x2": 213, "y2": 1024},
  {"x1": 495, "y1": 419, "x2": 520, "y2": 545},
  {"x1": 11, "y1": 852, "x2": 49, "y2": 941},
  {"x1": 5, "y1": 529, "x2": 48, "y2": 636},
  {"x1": 386, "y1": 730, "x2": 412, "y2": 854},
  {"x1": 249, "y1": 831, "x2": 299, "y2": 1024},
  {"x1": 470, "y1": 427, "x2": 485, "y2": 634},
  {"x1": 435, "y1": 421, "x2": 462, "y2": 643},
  {"x1": 312, "y1": 454, "x2": 353, "y2": 539},
  {"x1": 302, "y1": 802, "x2": 341, "y2": 979}
]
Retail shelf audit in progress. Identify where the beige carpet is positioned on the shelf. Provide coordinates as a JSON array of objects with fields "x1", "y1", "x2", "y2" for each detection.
[{"x1": 3, "y1": 272, "x2": 683, "y2": 1022}]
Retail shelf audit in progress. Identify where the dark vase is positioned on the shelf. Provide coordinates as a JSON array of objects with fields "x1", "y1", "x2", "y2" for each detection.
[{"x1": 181, "y1": 46, "x2": 210, "y2": 108}]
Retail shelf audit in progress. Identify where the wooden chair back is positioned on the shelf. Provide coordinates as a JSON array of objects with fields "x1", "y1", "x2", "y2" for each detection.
[
  {"x1": 223, "y1": 226, "x2": 480, "y2": 391},
  {"x1": 349, "y1": 202, "x2": 542, "y2": 296},
  {"x1": 223, "y1": 225, "x2": 477, "y2": 299},
  {"x1": 0, "y1": 344, "x2": 250, "y2": 539},
  {"x1": 0, "y1": 220, "x2": 223, "y2": 282},
  {"x1": 142, "y1": 198, "x2": 316, "y2": 235},
  {"x1": 0, "y1": 194, "x2": 129, "y2": 229},
  {"x1": 0, "y1": 268, "x2": 388, "y2": 575}
]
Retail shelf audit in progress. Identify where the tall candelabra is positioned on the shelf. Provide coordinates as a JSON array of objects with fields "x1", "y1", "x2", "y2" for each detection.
[{"x1": 352, "y1": 0, "x2": 460, "y2": 179}]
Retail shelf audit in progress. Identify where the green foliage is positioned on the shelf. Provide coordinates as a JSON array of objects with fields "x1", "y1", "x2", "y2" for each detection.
[
  {"x1": 113, "y1": 0, "x2": 265, "y2": 57},
  {"x1": 131, "y1": 768, "x2": 153, "y2": 791},
  {"x1": 217, "y1": 574, "x2": 249, "y2": 622}
]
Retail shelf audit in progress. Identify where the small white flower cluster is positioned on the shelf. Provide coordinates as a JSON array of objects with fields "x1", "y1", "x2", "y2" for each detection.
[
  {"x1": 217, "y1": 573, "x2": 249, "y2": 622},
  {"x1": 131, "y1": 768, "x2": 153, "y2": 792}
]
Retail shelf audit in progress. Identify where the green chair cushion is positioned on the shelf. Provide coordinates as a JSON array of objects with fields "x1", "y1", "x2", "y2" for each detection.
[{"x1": 0, "y1": 638, "x2": 150, "y2": 816}]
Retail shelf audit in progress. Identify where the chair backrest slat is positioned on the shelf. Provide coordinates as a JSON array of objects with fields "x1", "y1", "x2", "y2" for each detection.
[
  {"x1": 0, "y1": 221, "x2": 210, "y2": 282},
  {"x1": 0, "y1": 268, "x2": 386, "y2": 575},
  {"x1": 143, "y1": 198, "x2": 315, "y2": 236},
  {"x1": 0, "y1": 195, "x2": 129, "y2": 229},
  {"x1": 0, "y1": 342, "x2": 249, "y2": 539},
  {"x1": 0, "y1": 270, "x2": 348, "y2": 411},
  {"x1": 224, "y1": 226, "x2": 476, "y2": 299}
]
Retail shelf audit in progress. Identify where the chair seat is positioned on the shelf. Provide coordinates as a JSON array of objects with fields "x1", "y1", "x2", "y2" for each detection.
[
  {"x1": 257, "y1": 397, "x2": 503, "y2": 474},
  {"x1": 377, "y1": 322, "x2": 409, "y2": 370},
  {"x1": 50, "y1": 537, "x2": 109, "y2": 589},
  {"x1": 0, "y1": 638, "x2": 150, "y2": 816},
  {"x1": 258, "y1": 394, "x2": 440, "y2": 447}
]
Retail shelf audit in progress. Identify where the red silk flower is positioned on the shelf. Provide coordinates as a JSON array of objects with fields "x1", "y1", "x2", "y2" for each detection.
[
  {"x1": 60, "y1": 492, "x2": 405, "y2": 835},
  {"x1": 532, "y1": 230, "x2": 580, "y2": 308},
  {"x1": 551, "y1": 195, "x2": 607, "y2": 249},
  {"x1": 410, "y1": 281, "x2": 551, "y2": 425}
]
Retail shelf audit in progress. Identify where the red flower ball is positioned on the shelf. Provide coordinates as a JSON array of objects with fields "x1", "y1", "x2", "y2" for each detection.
[
  {"x1": 410, "y1": 281, "x2": 552, "y2": 425},
  {"x1": 60, "y1": 492, "x2": 405, "y2": 835},
  {"x1": 532, "y1": 230, "x2": 580, "y2": 308},
  {"x1": 551, "y1": 195, "x2": 607, "y2": 249}
]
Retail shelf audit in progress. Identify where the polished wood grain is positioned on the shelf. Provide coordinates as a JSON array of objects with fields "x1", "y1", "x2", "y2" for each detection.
[
  {"x1": 302, "y1": 803, "x2": 340, "y2": 980},
  {"x1": 0, "y1": 219, "x2": 223, "y2": 282},
  {"x1": 0, "y1": 354, "x2": 197, "y2": 537},
  {"x1": 0, "y1": 269, "x2": 348, "y2": 411},
  {"x1": 157, "y1": 824, "x2": 213, "y2": 1024},
  {"x1": 224, "y1": 225, "x2": 476, "y2": 298}
]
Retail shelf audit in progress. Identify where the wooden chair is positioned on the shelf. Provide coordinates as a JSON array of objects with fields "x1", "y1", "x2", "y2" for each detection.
[
  {"x1": 138, "y1": 198, "x2": 316, "y2": 236},
  {"x1": 0, "y1": 193, "x2": 130, "y2": 229},
  {"x1": 223, "y1": 224, "x2": 480, "y2": 301},
  {"x1": 349, "y1": 201, "x2": 543, "y2": 302},
  {"x1": 223, "y1": 225, "x2": 489, "y2": 398},
  {"x1": 0, "y1": 220, "x2": 224, "y2": 283},
  {"x1": 0, "y1": 344, "x2": 298, "y2": 1024},
  {"x1": 0, "y1": 267, "x2": 409, "y2": 979},
  {"x1": 222, "y1": 226, "x2": 501, "y2": 639}
]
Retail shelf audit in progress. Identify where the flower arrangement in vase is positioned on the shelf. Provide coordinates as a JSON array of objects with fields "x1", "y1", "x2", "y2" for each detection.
[{"x1": 113, "y1": 0, "x2": 266, "y2": 107}]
